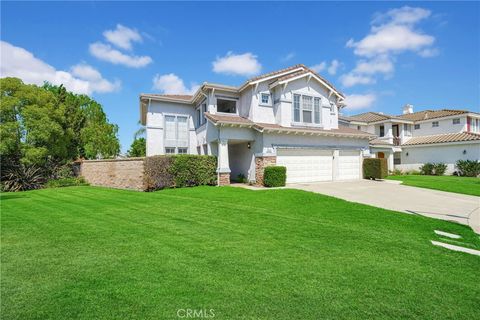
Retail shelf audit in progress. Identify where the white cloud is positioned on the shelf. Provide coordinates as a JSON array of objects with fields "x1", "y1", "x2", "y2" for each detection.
[
  {"x1": 418, "y1": 47, "x2": 440, "y2": 57},
  {"x1": 372, "y1": 6, "x2": 431, "y2": 26},
  {"x1": 0, "y1": 41, "x2": 120, "y2": 95},
  {"x1": 327, "y1": 59, "x2": 341, "y2": 75},
  {"x1": 340, "y1": 73, "x2": 376, "y2": 87},
  {"x1": 353, "y1": 55, "x2": 394, "y2": 75},
  {"x1": 281, "y1": 52, "x2": 295, "y2": 62},
  {"x1": 89, "y1": 42, "x2": 152, "y2": 68},
  {"x1": 311, "y1": 60, "x2": 341, "y2": 75},
  {"x1": 212, "y1": 52, "x2": 261, "y2": 76},
  {"x1": 344, "y1": 93, "x2": 377, "y2": 110},
  {"x1": 310, "y1": 62, "x2": 327, "y2": 73},
  {"x1": 152, "y1": 73, "x2": 199, "y2": 95},
  {"x1": 103, "y1": 24, "x2": 142, "y2": 51}
]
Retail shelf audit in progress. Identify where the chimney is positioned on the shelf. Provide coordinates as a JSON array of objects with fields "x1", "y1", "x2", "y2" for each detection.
[{"x1": 403, "y1": 104, "x2": 413, "y2": 114}]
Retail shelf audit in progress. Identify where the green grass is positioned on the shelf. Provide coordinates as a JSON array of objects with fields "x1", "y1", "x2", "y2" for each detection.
[
  {"x1": 386, "y1": 175, "x2": 480, "y2": 196},
  {"x1": 1, "y1": 186, "x2": 479, "y2": 320}
]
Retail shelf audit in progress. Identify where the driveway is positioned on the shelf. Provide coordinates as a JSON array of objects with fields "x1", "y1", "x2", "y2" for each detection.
[{"x1": 289, "y1": 180, "x2": 480, "y2": 234}]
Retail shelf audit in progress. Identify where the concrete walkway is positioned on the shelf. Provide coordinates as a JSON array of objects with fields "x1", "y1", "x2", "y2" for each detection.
[{"x1": 289, "y1": 180, "x2": 480, "y2": 234}]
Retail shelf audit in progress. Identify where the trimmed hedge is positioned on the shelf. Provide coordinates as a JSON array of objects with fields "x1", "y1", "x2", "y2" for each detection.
[
  {"x1": 456, "y1": 160, "x2": 480, "y2": 177},
  {"x1": 363, "y1": 158, "x2": 388, "y2": 180},
  {"x1": 263, "y1": 166, "x2": 286, "y2": 187},
  {"x1": 144, "y1": 155, "x2": 217, "y2": 191},
  {"x1": 419, "y1": 162, "x2": 447, "y2": 176}
]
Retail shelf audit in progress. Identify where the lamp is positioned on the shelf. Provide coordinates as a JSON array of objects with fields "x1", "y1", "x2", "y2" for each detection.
[
  {"x1": 247, "y1": 142, "x2": 251, "y2": 149},
  {"x1": 406, "y1": 152, "x2": 409, "y2": 156},
  {"x1": 463, "y1": 150, "x2": 467, "y2": 155}
]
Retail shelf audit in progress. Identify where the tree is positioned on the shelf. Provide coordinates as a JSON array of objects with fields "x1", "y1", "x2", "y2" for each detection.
[{"x1": 128, "y1": 138, "x2": 146, "y2": 157}]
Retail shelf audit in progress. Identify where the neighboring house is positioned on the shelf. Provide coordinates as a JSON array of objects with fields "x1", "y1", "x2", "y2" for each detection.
[
  {"x1": 340, "y1": 105, "x2": 480, "y2": 174},
  {"x1": 140, "y1": 64, "x2": 373, "y2": 185}
]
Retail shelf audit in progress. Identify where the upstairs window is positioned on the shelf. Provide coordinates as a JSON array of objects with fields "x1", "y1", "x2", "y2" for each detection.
[
  {"x1": 379, "y1": 125, "x2": 385, "y2": 137},
  {"x1": 330, "y1": 102, "x2": 335, "y2": 114},
  {"x1": 452, "y1": 118, "x2": 460, "y2": 125},
  {"x1": 164, "y1": 115, "x2": 189, "y2": 154},
  {"x1": 432, "y1": 121, "x2": 439, "y2": 127},
  {"x1": 302, "y1": 96, "x2": 313, "y2": 123},
  {"x1": 403, "y1": 123, "x2": 412, "y2": 136},
  {"x1": 260, "y1": 93, "x2": 271, "y2": 105},
  {"x1": 293, "y1": 94, "x2": 301, "y2": 122},
  {"x1": 217, "y1": 98, "x2": 236, "y2": 113},
  {"x1": 314, "y1": 98, "x2": 321, "y2": 124},
  {"x1": 196, "y1": 102, "x2": 207, "y2": 127},
  {"x1": 414, "y1": 124, "x2": 420, "y2": 130}
]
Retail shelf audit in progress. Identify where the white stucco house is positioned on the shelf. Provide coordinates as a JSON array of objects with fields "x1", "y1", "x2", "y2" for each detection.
[
  {"x1": 140, "y1": 64, "x2": 374, "y2": 185},
  {"x1": 339, "y1": 105, "x2": 480, "y2": 174}
]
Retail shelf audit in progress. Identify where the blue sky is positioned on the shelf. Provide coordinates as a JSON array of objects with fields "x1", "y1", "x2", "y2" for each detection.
[{"x1": 2, "y1": 1, "x2": 479, "y2": 152}]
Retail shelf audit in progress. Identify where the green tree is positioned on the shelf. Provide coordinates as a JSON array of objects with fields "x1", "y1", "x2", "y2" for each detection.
[{"x1": 128, "y1": 138, "x2": 146, "y2": 157}]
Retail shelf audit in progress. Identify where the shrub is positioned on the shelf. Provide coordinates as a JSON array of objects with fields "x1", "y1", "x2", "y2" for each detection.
[
  {"x1": 45, "y1": 177, "x2": 88, "y2": 188},
  {"x1": 144, "y1": 156, "x2": 174, "y2": 191},
  {"x1": 456, "y1": 160, "x2": 480, "y2": 177},
  {"x1": 263, "y1": 166, "x2": 286, "y2": 187},
  {"x1": 169, "y1": 155, "x2": 217, "y2": 188},
  {"x1": 420, "y1": 162, "x2": 447, "y2": 175},
  {"x1": 433, "y1": 163, "x2": 447, "y2": 176},
  {"x1": 406, "y1": 170, "x2": 421, "y2": 175},
  {"x1": 391, "y1": 168, "x2": 403, "y2": 176},
  {"x1": 1, "y1": 165, "x2": 45, "y2": 192},
  {"x1": 144, "y1": 155, "x2": 217, "y2": 191},
  {"x1": 420, "y1": 163, "x2": 434, "y2": 175},
  {"x1": 236, "y1": 174, "x2": 247, "y2": 183},
  {"x1": 363, "y1": 158, "x2": 388, "y2": 180}
]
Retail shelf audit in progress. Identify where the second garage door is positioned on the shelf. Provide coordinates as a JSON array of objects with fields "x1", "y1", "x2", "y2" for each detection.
[
  {"x1": 276, "y1": 149, "x2": 333, "y2": 183},
  {"x1": 338, "y1": 150, "x2": 361, "y2": 180}
]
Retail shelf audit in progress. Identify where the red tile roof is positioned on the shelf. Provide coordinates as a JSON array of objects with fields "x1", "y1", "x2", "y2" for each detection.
[
  {"x1": 402, "y1": 132, "x2": 480, "y2": 146},
  {"x1": 397, "y1": 109, "x2": 470, "y2": 121}
]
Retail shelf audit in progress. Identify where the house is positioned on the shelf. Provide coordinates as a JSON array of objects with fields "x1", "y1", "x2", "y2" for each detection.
[
  {"x1": 139, "y1": 64, "x2": 374, "y2": 185},
  {"x1": 339, "y1": 105, "x2": 480, "y2": 174}
]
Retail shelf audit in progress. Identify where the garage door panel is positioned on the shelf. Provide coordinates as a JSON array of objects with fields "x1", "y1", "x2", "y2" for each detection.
[
  {"x1": 277, "y1": 149, "x2": 333, "y2": 183},
  {"x1": 338, "y1": 150, "x2": 360, "y2": 180}
]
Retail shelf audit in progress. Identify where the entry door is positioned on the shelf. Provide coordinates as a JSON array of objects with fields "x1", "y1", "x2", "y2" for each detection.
[
  {"x1": 338, "y1": 150, "x2": 361, "y2": 180},
  {"x1": 276, "y1": 149, "x2": 333, "y2": 183}
]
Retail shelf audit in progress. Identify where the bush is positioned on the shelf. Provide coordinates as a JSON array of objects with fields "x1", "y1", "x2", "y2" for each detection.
[
  {"x1": 433, "y1": 163, "x2": 447, "y2": 176},
  {"x1": 144, "y1": 155, "x2": 217, "y2": 191},
  {"x1": 420, "y1": 163, "x2": 434, "y2": 175},
  {"x1": 420, "y1": 162, "x2": 447, "y2": 175},
  {"x1": 391, "y1": 168, "x2": 403, "y2": 176},
  {"x1": 363, "y1": 158, "x2": 388, "y2": 180},
  {"x1": 1, "y1": 165, "x2": 45, "y2": 192},
  {"x1": 45, "y1": 177, "x2": 88, "y2": 188},
  {"x1": 263, "y1": 166, "x2": 286, "y2": 187},
  {"x1": 236, "y1": 174, "x2": 247, "y2": 183},
  {"x1": 169, "y1": 155, "x2": 217, "y2": 188},
  {"x1": 456, "y1": 160, "x2": 480, "y2": 177}
]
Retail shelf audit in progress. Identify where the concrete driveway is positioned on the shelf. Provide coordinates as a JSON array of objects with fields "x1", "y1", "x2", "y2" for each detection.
[{"x1": 289, "y1": 180, "x2": 480, "y2": 234}]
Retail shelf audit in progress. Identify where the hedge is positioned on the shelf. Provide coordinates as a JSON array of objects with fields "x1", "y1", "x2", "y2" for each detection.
[
  {"x1": 144, "y1": 155, "x2": 217, "y2": 191},
  {"x1": 363, "y1": 158, "x2": 388, "y2": 180},
  {"x1": 419, "y1": 162, "x2": 447, "y2": 176},
  {"x1": 456, "y1": 160, "x2": 480, "y2": 177},
  {"x1": 263, "y1": 166, "x2": 287, "y2": 187}
]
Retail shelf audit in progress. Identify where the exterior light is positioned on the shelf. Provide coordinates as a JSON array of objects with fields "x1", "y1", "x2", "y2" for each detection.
[
  {"x1": 406, "y1": 152, "x2": 409, "y2": 156},
  {"x1": 463, "y1": 150, "x2": 467, "y2": 154},
  {"x1": 247, "y1": 142, "x2": 251, "y2": 149}
]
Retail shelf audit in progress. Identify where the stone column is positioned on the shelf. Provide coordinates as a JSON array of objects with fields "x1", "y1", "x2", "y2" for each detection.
[
  {"x1": 217, "y1": 139, "x2": 230, "y2": 186},
  {"x1": 255, "y1": 156, "x2": 277, "y2": 186}
]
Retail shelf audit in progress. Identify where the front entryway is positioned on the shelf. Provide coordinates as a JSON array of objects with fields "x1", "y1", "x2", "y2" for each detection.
[{"x1": 277, "y1": 149, "x2": 333, "y2": 183}]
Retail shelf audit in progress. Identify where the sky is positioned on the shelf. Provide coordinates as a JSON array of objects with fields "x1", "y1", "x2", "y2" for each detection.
[{"x1": 1, "y1": 1, "x2": 479, "y2": 153}]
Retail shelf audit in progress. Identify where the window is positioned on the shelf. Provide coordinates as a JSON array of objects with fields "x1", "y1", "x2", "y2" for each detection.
[
  {"x1": 314, "y1": 98, "x2": 321, "y2": 124},
  {"x1": 330, "y1": 102, "x2": 335, "y2": 114},
  {"x1": 302, "y1": 96, "x2": 313, "y2": 123},
  {"x1": 414, "y1": 124, "x2": 420, "y2": 130},
  {"x1": 217, "y1": 98, "x2": 236, "y2": 113},
  {"x1": 403, "y1": 123, "x2": 411, "y2": 136},
  {"x1": 293, "y1": 94, "x2": 301, "y2": 122},
  {"x1": 357, "y1": 125, "x2": 361, "y2": 130},
  {"x1": 177, "y1": 148, "x2": 188, "y2": 154},
  {"x1": 196, "y1": 109, "x2": 201, "y2": 127},
  {"x1": 203, "y1": 144, "x2": 208, "y2": 155},
  {"x1": 432, "y1": 121, "x2": 439, "y2": 127},
  {"x1": 164, "y1": 115, "x2": 189, "y2": 154},
  {"x1": 452, "y1": 118, "x2": 460, "y2": 125},
  {"x1": 261, "y1": 93, "x2": 270, "y2": 105},
  {"x1": 379, "y1": 125, "x2": 385, "y2": 137}
]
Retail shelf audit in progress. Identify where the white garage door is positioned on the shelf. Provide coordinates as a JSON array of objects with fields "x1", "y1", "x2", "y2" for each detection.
[
  {"x1": 277, "y1": 149, "x2": 333, "y2": 183},
  {"x1": 338, "y1": 150, "x2": 361, "y2": 180}
]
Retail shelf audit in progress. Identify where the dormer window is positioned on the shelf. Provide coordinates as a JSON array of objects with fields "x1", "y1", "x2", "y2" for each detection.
[
  {"x1": 432, "y1": 121, "x2": 439, "y2": 127},
  {"x1": 293, "y1": 94, "x2": 322, "y2": 125}
]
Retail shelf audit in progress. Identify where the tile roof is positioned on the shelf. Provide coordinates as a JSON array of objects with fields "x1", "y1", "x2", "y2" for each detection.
[
  {"x1": 340, "y1": 112, "x2": 397, "y2": 123},
  {"x1": 142, "y1": 94, "x2": 193, "y2": 101},
  {"x1": 247, "y1": 64, "x2": 305, "y2": 82},
  {"x1": 397, "y1": 109, "x2": 470, "y2": 121},
  {"x1": 369, "y1": 138, "x2": 393, "y2": 146},
  {"x1": 402, "y1": 132, "x2": 480, "y2": 146},
  {"x1": 204, "y1": 113, "x2": 373, "y2": 138}
]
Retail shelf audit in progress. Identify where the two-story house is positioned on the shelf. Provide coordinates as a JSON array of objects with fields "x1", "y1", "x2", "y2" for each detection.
[
  {"x1": 340, "y1": 105, "x2": 480, "y2": 174},
  {"x1": 140, "y1": 64, "x2": 373, "y2": 185}
]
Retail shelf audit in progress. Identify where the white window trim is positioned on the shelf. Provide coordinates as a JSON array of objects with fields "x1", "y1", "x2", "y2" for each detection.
[
  {"x1": 164, "y1": 113, "x2": 189, "y2": 154},
  {"x1": 259, "y1": 92, "x2": 272, "y2": 107},
  {"x1": 291, "y1": 92, "x2": 324, "y2": 127},
  {"x1": 195, "y1": 99, "x2": 207, "y2": 128},
  {"x1": 452, "y1": 118, "x2": 461, "y2": 125},
  {"x1": 432, "y1": 121, "x2": 439, "y2": 127}
]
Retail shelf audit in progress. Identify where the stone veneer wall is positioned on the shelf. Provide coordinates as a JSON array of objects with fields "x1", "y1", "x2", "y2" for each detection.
[
  {"x1": 80, "y1": 158, "x2": 145, "y2": 191},
  {"x1": 218, "y1": 172, "x2": 230, "y2": 186},
  {"x1": 255, "y1": 156, "x2": 277, "y2": 186}
]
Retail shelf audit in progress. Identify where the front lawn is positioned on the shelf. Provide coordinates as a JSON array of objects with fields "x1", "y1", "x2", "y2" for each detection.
[
  {"x1": 1, "y1": 186, "x2": 479, "y2": 319},
  {"x1": 386, "y1": 175, "x2": 480, "y2": 196}
]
